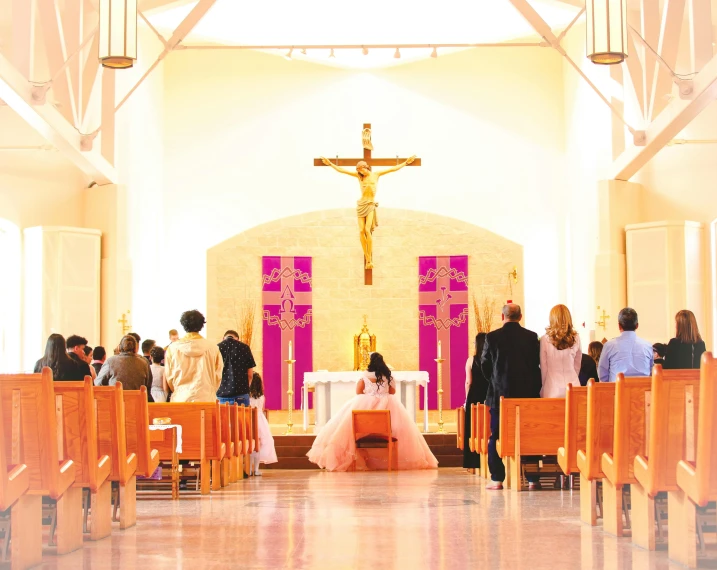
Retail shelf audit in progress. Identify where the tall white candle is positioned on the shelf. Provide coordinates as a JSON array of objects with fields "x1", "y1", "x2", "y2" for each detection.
[
  {"x1": 288, "y1": 341, "x2": 293, "y2": 360},
  {"x1": 437, "y1": 340, "x2": 442, "y2": 359}
]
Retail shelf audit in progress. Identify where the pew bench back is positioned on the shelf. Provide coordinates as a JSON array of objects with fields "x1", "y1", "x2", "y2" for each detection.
[
  {"x1": 122, "y1": 388, "x2": 160, "y2": 477},
  {"x1": 558, "y1": 385, "x2": 587, "y2": 475},
  {"x1": 498, "y1": 397, "x2": 565, "y2": 457},
  {"x1": 577, "y1": 381, "x2": 616, "y2": 480}
]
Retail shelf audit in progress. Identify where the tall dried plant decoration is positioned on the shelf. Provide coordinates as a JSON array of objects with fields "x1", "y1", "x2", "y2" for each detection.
[
  {"x1": 234, "y1": 299, "x2": 256, "y2": 348},
  {"x1": 472, "y1": 292, "x2": 497, "y2": 334}
]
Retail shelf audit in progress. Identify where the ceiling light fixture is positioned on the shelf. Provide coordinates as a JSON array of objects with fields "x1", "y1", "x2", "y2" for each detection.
[
  {"x1": 394, "y1": 47, "x2": 401, "y2": 59},
  {"x1": 586, "y1": 0, "x2": 628, "y2": 64},
  {"x1": 431, "y1": 47, "x2": 438, "y2": 58},
  {"x1": 362, "y1": 46, "x2": 369, "y2": 55},
  {"x1": 284, "y1": 47, "x2": 293, "y2": 61},
  {"x1": 329, "y1": 48, "x2": 335, "y2": 59},
  {"x1": 99, "y1": 0, "x2": 137, "y2": 68},
  {"x1": 300, "y1": 48, "x2": 307, "y2": 55}
]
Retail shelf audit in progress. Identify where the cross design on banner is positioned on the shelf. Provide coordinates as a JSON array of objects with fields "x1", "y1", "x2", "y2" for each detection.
[
  {"x1": 419, "y1": 281, "x2": 468, "y2": 328},
  {"x1": 263, "y1": 267, "x2": 312, "y2": 330}
]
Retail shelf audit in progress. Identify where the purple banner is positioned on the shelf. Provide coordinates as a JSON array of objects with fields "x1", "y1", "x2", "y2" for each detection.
[
  {"x1": 262, "y1": 257, "x2": 313, "y2": 410},
  {"x1": 418, "y1": 255, "x2": 469, "y2": 409}
]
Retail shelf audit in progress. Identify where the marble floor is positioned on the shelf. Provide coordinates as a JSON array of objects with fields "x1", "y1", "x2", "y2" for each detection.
[{"x1": 38, "y1": 469, "x2": 706, "y2": 570}]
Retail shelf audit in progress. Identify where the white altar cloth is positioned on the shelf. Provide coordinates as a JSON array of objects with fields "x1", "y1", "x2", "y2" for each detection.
[{"x1": 303, "y1": 371, "x2": 430, "y2": 433}]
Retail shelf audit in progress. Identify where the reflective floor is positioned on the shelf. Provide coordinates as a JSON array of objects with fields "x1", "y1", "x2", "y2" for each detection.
[{"x1": 40, "y1": 470, "x2": 698, "y2": 569}]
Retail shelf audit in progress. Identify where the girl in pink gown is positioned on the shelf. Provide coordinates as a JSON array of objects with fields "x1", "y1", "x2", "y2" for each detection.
[{"x1": 307, "y1": 353, "x2": 438, "y2": 472}]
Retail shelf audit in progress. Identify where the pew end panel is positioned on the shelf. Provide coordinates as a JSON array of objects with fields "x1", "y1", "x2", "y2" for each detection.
[{"x1": 558, "y1": 385, "x2": 587, "y2": 476}]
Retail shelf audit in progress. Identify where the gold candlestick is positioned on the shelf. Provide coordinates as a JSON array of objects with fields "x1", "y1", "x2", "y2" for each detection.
[
  {"x1": 285, "y1": 358, "x2": 296, "y2": 435},
  {"x1": 435, "y1": 356, "x2": 445, "y2": 433}
]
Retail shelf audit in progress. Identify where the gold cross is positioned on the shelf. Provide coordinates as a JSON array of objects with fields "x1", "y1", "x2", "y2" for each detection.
[
  {"x1": 595, "y1": 306, "x2": 610, "y2": 331},
  {"x1": 118, "y1": 311, "x2": 131, "y2": 335}
]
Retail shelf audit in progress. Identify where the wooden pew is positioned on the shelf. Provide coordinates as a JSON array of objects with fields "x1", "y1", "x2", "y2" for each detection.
[
  {"x1": 557, "y1": 385, "x2": 587, "y2": 479},
  {"x1": 94, "y1": 384, "x2": 139, "y2": 529},
  {"x1": 479, "y1": 404, "x2": 491, "y2": 479},
  {"x1": 122, "y1": 387, "x2": 160, "y2": 479},
  {"x1": 229, "y1": 404, "x2": 242, "y2": 482},
  {"x1": 53, "y1": 379, "x2": 112, "y2": 541},
  {"x1": 0, "y1": 369, "x2": 77, "y2": 567},
  {"x1": 0, "y1": 396, "x2": 29, "y2": 565},
  {"x1": 600, "y1": 374, "x2": 652, "y2": 537},
  {"x1": 632, "y1": 367, "x2": 700, "y2": 550},
  {"x1": 219, "y1": 403, "x2": 234, "y2": 486},
  {"x1": 670, "y1": 353, "x2": 717, "y2": 567},
  {"x1": 576, "y1": 381, "x2": 616, "y2": 526},
  {"x1": 456, "y1": 406, "x2": 465, "y2": 450},
  {"x1": 497, "y1": 397, "x2": 565, "y2": 491},
  {"x1": 148, "y1": 402, "x2": 224, "y2": 494},
  {"x1": 251, "y1": 407, "x2": 260, "y2": 458},
  {"x1": 469, "y1": 404, "x2": 478, "y2": 454}
]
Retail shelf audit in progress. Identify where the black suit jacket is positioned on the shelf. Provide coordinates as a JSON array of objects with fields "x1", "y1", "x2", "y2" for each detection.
[
  {"x1": 578, "y1": 354, "x2": 598, "y2": 386},
  {"x1": 664, "y1": 338, "x2": 706, "y2": 369},
  {"x1": 480, "y1": 321, "x2": 541, "y2": 408}
]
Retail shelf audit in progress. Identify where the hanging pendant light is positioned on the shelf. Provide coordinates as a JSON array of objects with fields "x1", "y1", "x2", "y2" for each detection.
[
  {"x1": 586, "y1": 0, "x2": 627, "y2": 64},
  {"x1": 99, "y1": 0, "x2": 138, "y2": 69}
]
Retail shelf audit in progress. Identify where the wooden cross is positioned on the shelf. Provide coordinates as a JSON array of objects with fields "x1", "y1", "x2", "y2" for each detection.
[{"x1": 314, "y1": 123, "x2": 421, "y2": 285}]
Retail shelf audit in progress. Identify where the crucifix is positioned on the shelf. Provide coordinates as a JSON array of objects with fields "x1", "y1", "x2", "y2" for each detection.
[
  {"x1": 118, "y1": 310, "x2": 131, "y2": 335},
  {"x1": 314, "y1": 123, "x2": 421, "y2": 285}
]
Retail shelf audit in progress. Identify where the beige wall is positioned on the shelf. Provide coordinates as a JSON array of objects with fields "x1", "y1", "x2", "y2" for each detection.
[
  {"x1": 208, "y1": 208, "x2": 523, "y2": 372},
  {"x1": 164, "y1": 45, "x2": 565, "y2": 334}
]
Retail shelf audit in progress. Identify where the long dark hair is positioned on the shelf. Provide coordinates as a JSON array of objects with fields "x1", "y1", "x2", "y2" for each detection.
[
  {"x1": 250, "y1": 372, "x2": 264, "y2": 399},
  {"x1": 474, "y1": 333, "x2": 487, "y2": 359},
  {"x1": 367, "y1": 352, "x2": 392, "y2": 387},
  {"x1": 39, "y1": 334, "x2": 74, "y2": 378}
]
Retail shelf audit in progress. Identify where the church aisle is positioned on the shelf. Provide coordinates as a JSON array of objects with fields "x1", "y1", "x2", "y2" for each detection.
[{"x1": 40, "y1": 470, "x2": 682, "y2": 569}]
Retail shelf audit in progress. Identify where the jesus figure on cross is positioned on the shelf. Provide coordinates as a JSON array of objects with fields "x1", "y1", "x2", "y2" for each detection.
[{"x1": 320, "y1": 155, "x2": 416, "y2": 269}]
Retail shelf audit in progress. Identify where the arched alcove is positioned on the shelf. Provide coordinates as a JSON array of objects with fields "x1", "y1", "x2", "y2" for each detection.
[{"x1": 207, "y1": 208, "x2": 524, "y2": 373}]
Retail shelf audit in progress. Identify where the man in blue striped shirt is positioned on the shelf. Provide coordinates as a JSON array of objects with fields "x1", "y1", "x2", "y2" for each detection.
[{"x1": 598, "y1": 308, "x2": 653, "y2": 382}]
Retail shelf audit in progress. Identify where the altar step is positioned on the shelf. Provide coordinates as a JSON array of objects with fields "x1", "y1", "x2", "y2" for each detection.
[{"x1": 265, "y1": 433, "x2": 463, "y2": 470}]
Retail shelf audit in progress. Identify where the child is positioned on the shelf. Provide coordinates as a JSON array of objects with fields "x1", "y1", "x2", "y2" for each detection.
[
  {"x1": 149, "y1": 346, "x2": 169, "y2": 403},
  {"x1": 249, "y1": 372, "x2": 278, "y2": 475}
]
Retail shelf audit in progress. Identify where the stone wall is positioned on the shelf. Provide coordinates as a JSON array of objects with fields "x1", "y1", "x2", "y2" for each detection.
[{"x1": 207, "y1": 208, "x2": 524, "y2": 373}]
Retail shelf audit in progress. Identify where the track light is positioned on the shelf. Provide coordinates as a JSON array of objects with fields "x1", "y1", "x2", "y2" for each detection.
[
  {"x1": 284, "y1": 47, "x2": 293, "y2": 61},
  {"x1": 431, "y1": 47, "x2": 438, "y2": 58},
  {"x1": 329, "y1": 48, "x2": 335, "y2": 58},
  {"x1": 362, "y1": 46, "x2": 369, "y2": 55},
  {"x1": 394, "y1": 47, "x2": 401, "y2": 59}
]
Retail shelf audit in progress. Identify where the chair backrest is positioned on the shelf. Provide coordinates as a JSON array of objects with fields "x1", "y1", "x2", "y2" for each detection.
[
  {"x1": 94, "y1": 383, "x2": 137, "y2": 484},
  {"x1": 352, "y1": 410, "x2": 392, "y2": 441},
  {"x1": 53, "y1": 377, "x2": 110, "y2": 492},
  {"x1": 558, "y1": 385, "x2": 587, "y2": 475},
  {"x1": 578, "y1": 381, "x2": 616, "y2": 479},
  {"x1": 219, "y1": 403, "x2": 233, "y2": 457},
  {"x1": 498, "y1": 397, "x2": 565, "y2": 457},
  {"x1": 123, "y1": 387, "x2": 159, "y2": 477},
  {"x1": 251, "y1": 407, "x2": 260, "y2": 452},
  {"x1": 148, "y1": 402, "x2": 224, "y2": 461},
  {"x1": 0, "y1": 369, "x2": 73, "y2": 499},
  {"x1": 638, "y1": 367, "x2": 700, "y2": 495},
  {"x1": 604, "y1": 374, "x2": 652, "y2": 485},
  {"x1": 470, "y1": 404, "x2": 479, "y2": 453}
]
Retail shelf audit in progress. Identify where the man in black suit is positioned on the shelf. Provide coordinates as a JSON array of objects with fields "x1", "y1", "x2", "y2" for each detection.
[{"x1": 481, "y1": 304, "x2": 541, "y2": 490}]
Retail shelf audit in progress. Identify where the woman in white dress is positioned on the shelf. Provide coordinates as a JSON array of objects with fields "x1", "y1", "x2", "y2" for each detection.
[
  {"x1": 540, "y1": 304, "x2": 582, "y2": 398},
  {"x1": 249, "y1": 372, "x2": 278, "y2": 475},
  {"x1": 307, "y1": 353, "x2": 438, "y2": 472}
]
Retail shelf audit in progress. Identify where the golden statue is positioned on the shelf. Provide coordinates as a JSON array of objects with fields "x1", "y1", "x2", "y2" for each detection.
[
  {"x1": 353, "y1": 316, "x2": 377, "y2": 371},
  {"x1": 320, "y1": 154, "x2": 416, "y2": 269}
]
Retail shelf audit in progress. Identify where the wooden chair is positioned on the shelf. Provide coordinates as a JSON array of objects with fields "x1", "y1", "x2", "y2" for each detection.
[
  {"x1": 94, "y1": 384, "x2": 138, "y2": 529},
  {"x1": 600, "y1": 374, "x2": 652, "y2": 537},
  {"x1": 0, "y1": 396, "x2": 29, "y2": 565},
  {"x1": 456, "y1": 406, "x2": 465, "y2": 450},
  {"x1": 557, "y1": 385, "x2": 587, "y2": 479},
  {"x1": 631, "y1": 367, "x2": 700, "y2": 550},
  {"x1": 576, "y1": 381, "x2": 616, "y2": 526},
  {"x1": 53, "y1": 378, "x2": 112, "y2": 541},
  {"x1": 497, "y1": 397, "x2": 565, "y2": 491},
  {"x1": 148, "y1": 402, "x2": 224, "y2": 494},
  {"x1": 670, "y1": 353, "x2": 717, "y2": 567},
  {"x1": 122, "y1": 387, "x2": 160, "y2": 479},
  {"x1": 0, "y1": 369, "x2": 78, "y2": 568},
  {"x1": 479, "y1": 404, "x2": 491, "y2": 479},
  {"x1": 219, "y1": 403, "x2": 234, "y2": 486},
  {"x1": 351, "y1": 410, "x2": 397, "y2": 472}
]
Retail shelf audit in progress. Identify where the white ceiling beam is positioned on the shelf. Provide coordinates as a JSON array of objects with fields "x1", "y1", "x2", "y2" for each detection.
[
  {"x1": 611, "y1": 52, "x2": 717, "y2": 180},
  {"x1": 648, "y1": 0, "x2": 686, "y2": 120},
  {"x1": 641, "y1": 0, "x2": 660, "y2": 119},
  {"x1": 688, "y1": 0, "x2": 713, "y2": 71},
  {"x1": 553, "y1": 0, "x2": 584, "y2": 7},
  {"x1": 0, "y1": 52, "x2": 117, "y2": 184},
  {"x1": 12, "y1": 0, "x2": 37, "y2": 80},
  {"x1": 101, "y1": 68, "x2": 115, "y2": 165},
  {"x1": 624, "y1": 30, "x2": 646, "y2": 120}
]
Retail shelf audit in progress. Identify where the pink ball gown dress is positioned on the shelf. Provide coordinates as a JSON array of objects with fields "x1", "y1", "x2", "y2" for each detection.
[{"x1": 306, "y1": 372, "x2": 438, "y2": 471}]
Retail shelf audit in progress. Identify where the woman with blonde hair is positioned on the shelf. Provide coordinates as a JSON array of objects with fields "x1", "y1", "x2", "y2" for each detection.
[
  {"x1": 665, "y1": 310, "x2": 706, "y2": 369},
  {"x1": 540, "y1": 304, "x2": 582, "y2": 397}
]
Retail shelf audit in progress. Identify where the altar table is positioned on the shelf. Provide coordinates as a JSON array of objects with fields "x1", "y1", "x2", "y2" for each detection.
[{"x1": 303, "y1": 371, "x2": 430, "y2": 432}]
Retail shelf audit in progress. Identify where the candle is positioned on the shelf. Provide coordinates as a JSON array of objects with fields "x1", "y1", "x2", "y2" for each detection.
[
  {"x1": 437, "y1": 340, "x2": 442, "y2": 359},
  {"x1": 288, "y1": 341, "x2": 293, "y2": 360}
]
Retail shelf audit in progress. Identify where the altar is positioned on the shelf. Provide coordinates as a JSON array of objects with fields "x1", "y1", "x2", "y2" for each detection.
[{"x1": 303, "y1": 371, "x2": 430, "y2": 432}]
